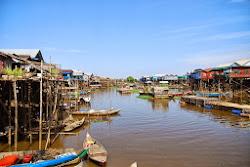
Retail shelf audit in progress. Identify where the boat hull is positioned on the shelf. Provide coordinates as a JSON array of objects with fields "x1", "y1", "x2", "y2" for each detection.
[
  {"x1": 194, "y1": 92, "x2": 228, "y2": 97},
  {"x1": 71, "y1": 108, "x2": 121, "y2": 116}
]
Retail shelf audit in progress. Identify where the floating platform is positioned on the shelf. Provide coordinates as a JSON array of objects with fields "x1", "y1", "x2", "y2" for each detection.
[
  {"x1": 181, "y1": 95, "x2": 250, "y2": 115},
  {"x1": 206, "y1": 101, "x2": 250, "y2": 112},
  {"x1": 181, "y1": 96, "x2": 219, "y2": 106}
]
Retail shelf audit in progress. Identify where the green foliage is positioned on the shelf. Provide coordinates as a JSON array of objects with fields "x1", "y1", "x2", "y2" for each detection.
[
  {"x1": 127, "y1": 76, "x2": 135, "y2": 83},
  {"x1": 5, "y1": 67, "x2": 24, "y2": 76},
  {"x1": 160, "y1": 83, "x2": 169, "y2": 87},
  {"x1": 5, "y1": 66, "x2": 14, "y2": 75},
  {"x1": 13, "y1": 68, "x2": 24, "y2": 76},
  {"x1": 137, "y1": 95, "x2": 153, "y2": 99},
  {"x1": 109, "y1": 86, "x2": 119, "y2": 88},
  {"x1": 130, "y1": 90, "x2": 140, "y2": 93}
]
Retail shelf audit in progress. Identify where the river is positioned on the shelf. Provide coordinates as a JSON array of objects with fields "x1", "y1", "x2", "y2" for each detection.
[{"x1": 1, "y1": 88, "x2": 250, "y2": 167}]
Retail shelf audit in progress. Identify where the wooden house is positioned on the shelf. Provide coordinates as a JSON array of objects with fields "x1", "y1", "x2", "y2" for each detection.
[
  {"x1": 230, "y1": 58, "x2": 250, "y2": 78},
  {"x1": 201, "y1": 68, "x2": 214, "y2": 80},
  {"x1": 62, "y1": 69, "x2": 73, "y2": 80},
  {"x1": 0, "y1": 49, "x2": 56, "y2": 74},
  {"x1": 0, "y1": 53, "x2": 15, "y2": 75}
]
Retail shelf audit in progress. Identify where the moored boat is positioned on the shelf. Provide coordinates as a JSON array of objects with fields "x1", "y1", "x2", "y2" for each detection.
[
  {"x1": 71, "y1": 108, "x2": 121, "y2": 116},
  {"x1": 83, "y1": 132, "x2": 107, "y2": 167},
  {"x1": 130, "y1": 162, "x2": 137, "y2": 167},
  {"x1": 12, "y1": 144, "x2": 90, "y2": 167},
  {"x1": 74, "y1": 161, "x2": 84, "y2": 167},
  {"x1": 82, "y1": 95, "x2": 91, "y2": 103},
  {"x1": 194, "y1": 92, "x2": 228, "y2": 97},
  {"x1": 64, "y1": 118, "x2": 85, "y2": 132}
]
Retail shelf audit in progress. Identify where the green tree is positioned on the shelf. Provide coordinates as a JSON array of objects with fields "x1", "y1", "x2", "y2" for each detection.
[{"x1": 127, "y1": 76, "x2": 135, "y2": 83}]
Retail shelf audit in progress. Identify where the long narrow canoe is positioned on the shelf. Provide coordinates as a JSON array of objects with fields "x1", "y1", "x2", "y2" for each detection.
[
  {"x1": 194, "y1": 92, "x2": 228, "y2": 97},
  {"x1": 64, "y1": 118, "x2": 85, "y2": 132},
  {"x1": 71, "y1": 108, "x2": 122, "y2": 116},
  {"x1": 83, "y1": 132, "x2": 107, "y2": 167},
  {"x1": 13, "y1": 143, "x2": 90, "y2": 167},
  {"x1": 130, "y1": 162, "x2": 137, "y2": 167},
  {"x1": 74, "y1": 161, "x2": 84, "y2": 167}
]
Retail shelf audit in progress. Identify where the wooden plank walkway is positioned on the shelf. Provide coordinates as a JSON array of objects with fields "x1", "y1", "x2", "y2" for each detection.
[
  {"x1": 206, "y1": 101, "x2": 250, "y2": 112},
  {"x1": 181, "y1": 95, "x2": 250, "y2": 112},
  {"x1": 181, "y1": 95, "x2": 219, "y2": 106}
]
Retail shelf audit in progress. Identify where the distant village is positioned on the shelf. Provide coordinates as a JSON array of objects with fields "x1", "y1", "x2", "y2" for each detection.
[
  {"x1": 140, "y1": 58, "x2": 250, "y2": 93},
  {"x1": 0, "y1": 49, "x2": 249, "y2": 152},
  {"x1": 0, "y1": 49, "x2": 249, "y2": 92}
]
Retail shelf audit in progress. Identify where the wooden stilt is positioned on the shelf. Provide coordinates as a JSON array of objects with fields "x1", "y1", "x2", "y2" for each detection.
[
  {"x1": 13, "y1": 80, "x2": 18, "y2": 151},
  {"x1": 45, "y1": 128, "x2": 51, "y2": 150},
  {"x1": 39, "y1": 61, "x2": 43, "y2": 150},
  {"x1": 240, "y1": 78, "x2": 243, "y2": 104},
  {"x1": 28, "y1": 82, "x2": 32, "y2": 145},
  {"x1": 8, "y1": 83, "x2": 12, "y2": 146}
]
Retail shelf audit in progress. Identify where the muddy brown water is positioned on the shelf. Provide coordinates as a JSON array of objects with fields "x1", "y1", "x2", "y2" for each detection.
[{"x1": 1, "y1": 88, "x2": 250, "y2": 167}]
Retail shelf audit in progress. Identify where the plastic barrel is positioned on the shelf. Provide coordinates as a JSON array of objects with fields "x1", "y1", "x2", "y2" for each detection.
[
  {"x1": 205, "y1": 105, "x2": 212, "y2": 109},
  {"x1": 232, "y1": 110, "x2": 242, "y2": 114}
]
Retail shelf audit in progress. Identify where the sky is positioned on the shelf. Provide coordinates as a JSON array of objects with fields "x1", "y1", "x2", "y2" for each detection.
[{"x1": 0, "y1": 0, "x2": 250, "y2": 78}]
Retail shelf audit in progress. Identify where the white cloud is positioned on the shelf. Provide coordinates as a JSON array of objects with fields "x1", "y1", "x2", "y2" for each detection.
[
  {"x1": 178, "y1": 50, "x2": 250, "y2": 67},
  {"x1": 168, "y1": 25, "x2": 208, "y2": 33},
  {"x1": 205, "y1": 31, "x2": 250, "y2": 40}
]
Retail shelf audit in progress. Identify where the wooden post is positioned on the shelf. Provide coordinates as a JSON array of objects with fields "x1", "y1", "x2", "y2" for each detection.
[
  {"x1": 8, "y1": 83, "x2": 12, "y2": 146},
  {"x1": 240, "y1": 78, "x2": 243, "y2": 104},
  {"x1": 46, "y1": 81, "x2": 49, "y2": 128},
  {"x1": 49, "y1": 84, "x2": 52, "y2": 146},
  {"x1": 28, "y1": 82, "x2": 32, "y2": 145},
  {"x1": 13, "y1": 80, "x2": 18, "y2": 151},
  {"x1": 53, "y1": 82, "x2": 59, "y2": 121},
  {"x1": 39, "y1": 61, "x2": 43, "y2": 150},
  {"x1": 76, "y1": 80, "x2": 79, "y2": 111}
]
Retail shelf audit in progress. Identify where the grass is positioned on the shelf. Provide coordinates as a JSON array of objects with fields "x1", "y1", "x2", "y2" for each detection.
[
  {"x1": 109, "y1": 86, "x2": 119, "y2": 88},
  {"x1": 173, "y1": 96, "x2": 181, "y2": 99},
  {"x1": 130, "y1": 90, "x2": 140, "y2": 93},
  {"x1": 137, "y1": 95, "x2": 153, "y2": 99}
]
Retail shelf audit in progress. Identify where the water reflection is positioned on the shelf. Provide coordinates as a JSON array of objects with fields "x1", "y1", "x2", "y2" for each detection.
[
  {"x1": 151, "y1": 99, "x2": 169, "y2": 111},
  {"x1": 180, "y1": 103, "x2": 250, "y2": 130}
]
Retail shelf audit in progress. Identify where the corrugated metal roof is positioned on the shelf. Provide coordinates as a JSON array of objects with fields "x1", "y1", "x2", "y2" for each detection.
[
  {"x1": 204, "y1": 68, "x2": 214, "y2": 72},
  {"x1": 72, "y1": 69, "x2": 83, "y2": 76},
  {"x1": 235, "y1": 58, "x2": 250, "y2": 66},
  {"x1": 0, "y1": 49, "x2": 40, "y2": 58},
  {"x1": 217, "y1": 62, "x2": 233, "y2": 68},
  {"x1": 216, "y1": 58, "x2": 250, "y2": 68}
]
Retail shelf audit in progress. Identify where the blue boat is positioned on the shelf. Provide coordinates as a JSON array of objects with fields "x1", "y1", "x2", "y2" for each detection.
[
  {"x1": 13, "y1": 144, "x2": 90, "y2": 167},
  {"x1": 194, "y1": 92, "x2": 228, "y2": 97}
]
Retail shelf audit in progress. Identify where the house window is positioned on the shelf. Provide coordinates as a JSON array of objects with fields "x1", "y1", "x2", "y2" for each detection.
[
  {"x1": 246, "y1": 69, "x2": 249, "y2": 74},
  {"x1": 233, "y1": 70, "x2": 236, "y2": 74},
  {"x1": 237, "y1": 70, "x2": 239, "y2": 74},
  {"x1": 210, "y1": 73, "x2": 212, "y2": 77},
  {"x1": 203, "y1": 73, "x2": 206, "y2": 76}
]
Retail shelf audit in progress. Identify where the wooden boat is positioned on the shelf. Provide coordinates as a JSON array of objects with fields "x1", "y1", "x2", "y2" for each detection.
[
  {"x1": 64, "y1": 118, "x2": 85, "y2": 132},
  {"x1": 63, "y1": 115, "x2": 75, "y2": 126},
  {"x1": 194, "y1": 92, "x2": 228, "y2": 97},
  {"x1": 74, "y1": 161, "x2": 84, "y2": 167},
  {"x1": 82, "y1": 95, "x2": 91, "y2": 103},
  {"x1": 130, "y1": 162, "x2": 137, "y2": 167},
  {"x1": 240, "y1": 113, "x2": 250, "y2": 118},
  {"x1": 12, "y1": 144, "x2": 90, "y2": 167},
  {"x1": 83, "y1": 132, "x2": 107, "y2": 167},
  {"x1": 71, "y1": 108, "x2": 122, "y2": 116}
]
